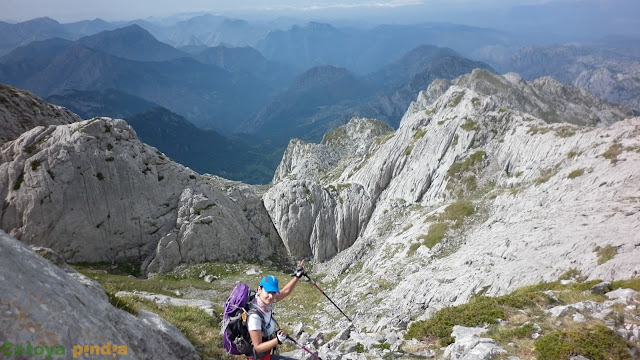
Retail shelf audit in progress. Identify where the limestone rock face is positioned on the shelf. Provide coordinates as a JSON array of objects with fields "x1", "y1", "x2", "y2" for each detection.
[
  {"x1": 268, "y1": 72, "x2": 640, "y2": 331},
  {"x1": 0, "y1": 117, "x2": 284, "y2": 273},
  {"x1": 0, "y1": 84, "x2": 81, "y2": 145},
  {"x1": 0, "y1": 230, "x2": 200, "y2": 360},
  {"x1": 264, "y1": 117, "x2": 392, "y2": 261}
]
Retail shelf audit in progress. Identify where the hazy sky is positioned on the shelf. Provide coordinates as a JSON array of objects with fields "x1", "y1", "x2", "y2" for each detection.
[{"x1": 2, "y1": 0, "x2": 561, "y2": 23}]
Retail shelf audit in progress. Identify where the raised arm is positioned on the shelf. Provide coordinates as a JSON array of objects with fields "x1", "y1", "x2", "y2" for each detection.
[{"x1": 275, "y1": 260, "x2": 306, "y2": 302}]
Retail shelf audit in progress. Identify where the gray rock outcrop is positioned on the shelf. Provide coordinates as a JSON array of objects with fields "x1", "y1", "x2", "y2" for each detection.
[
  {"x1": 265, "y1": 117, "x2": 392, "y2": 261},
  {"x1": 442, "y1": 326, "x2": 506, "y2": 360},
  {"x1": 0, "y1": 230, "x2": 200, "y2": 360},
  {"x1": 0, "y1": 116, "x2": 285, "y2": 274}
]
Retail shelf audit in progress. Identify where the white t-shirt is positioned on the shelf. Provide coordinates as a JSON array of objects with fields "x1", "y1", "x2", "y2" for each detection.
[{"x1": 247, "y1": 302, "x2": 276, "y2": 337}]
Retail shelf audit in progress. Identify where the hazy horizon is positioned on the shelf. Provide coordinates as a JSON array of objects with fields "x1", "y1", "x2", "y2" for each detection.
[
  {"x1": 3, "y1": 0, "x2": 544, "y2": 23},
  {"x1": 3, "y1": 0, "x2": 640, "y2": 38}
]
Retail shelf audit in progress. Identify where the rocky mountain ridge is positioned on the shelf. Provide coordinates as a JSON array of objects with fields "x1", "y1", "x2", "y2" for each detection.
[
  {"x1": 0, "y1": 117, "x2": 286, "y2": 274},
  {"x1": 265, "y1": 70, "x2": 640, "y2": 332},
  {"x1": 500, "y1": 44, "x2": 640, "y2": 112},
  {"x1": 1, "y1": 70, "x2": 639, "y2": 359}
]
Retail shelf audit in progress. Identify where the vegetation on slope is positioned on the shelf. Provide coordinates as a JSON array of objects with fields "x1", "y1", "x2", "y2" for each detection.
[
  {"x1": 406, "y1": 275, "x2": 639, "y2": 359},
  {"x1": 73, "y1": 262, "x2": 329, "y2": 360}
]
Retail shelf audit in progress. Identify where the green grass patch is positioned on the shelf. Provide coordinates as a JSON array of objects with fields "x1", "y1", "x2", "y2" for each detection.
[
  {"x1": 612, "y1": 277, "x2": 640, "y2": 291},
  {"x1": 404, "y1": 144, "x2": 415, "y2": 156},
  {"x1": 408, "y1": 242, "x2": 422, "y2": 256},
  {"x1": 602, "y1": 143, "x2": 623, "y2": 164},
  {"x1": 461, "y1": 119, "x2": 478, "y2": 131},
  {"x1": 107, "y1": 291, "x2": 137, "y2": 315},
  {"x1": 594, "y1": 245, "x2": 618, "y2": 265},
  {"x1": 447, "y1": 151, "x2": 485, "y2": 180},
  {"x1": 558, "y1": 268, "x2": 587, "y2": 282},
  {"x1": 438, "y1": 200, "x2": 475, "y2": 228},
  {"x1": 414, "y1": 129, "x2": 427, "y2": 141},
  {"x1": 418, "y1": 222, "x2": 449, "y2": 249},
  {"x1": 567, "y1": 151, "x2": 581, "y2": 159},
  {"x1": 374, "y1": 132, "x2": 395, "y2": 145},
  {"x1": 534, "y1": 324, "x2": 633, "y2": 360},
  {"x1": 567, "y1": 169, "x2": 584, "y2": 179},
  {"x1": 535, "y1": 168, "x2": 557, "y2": 185},
  {"x1": 554, "y1": 126, "x2": 576, "y2": 138},
  {"x1": 406, "y1": 277, "x2": 619, "y2": 347},
  {"x1": 487, "y1": 322, "x2": 536, "y2": 343},
  {"x1": 126, "y1": 297, "x2": 234, "y2": 359},
  {"x1": 450, "y1": 93, "x2": 464, "y2": 108},
  {"x1": 527, "y1": 126, "x2": 551, "y2": 135}
]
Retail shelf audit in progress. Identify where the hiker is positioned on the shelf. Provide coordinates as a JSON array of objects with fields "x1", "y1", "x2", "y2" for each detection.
[{"x1": 247, "y1": 261, "x2": 306, "y2": 360}]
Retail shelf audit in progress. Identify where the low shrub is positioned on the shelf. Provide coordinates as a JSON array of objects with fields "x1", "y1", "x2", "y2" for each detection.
[
  {"x1": 406, "y1": 296, "x2": 504, "y2": 345},
  {"x1": 534, "y1": 324, "x2": 633, "y2": 360}
]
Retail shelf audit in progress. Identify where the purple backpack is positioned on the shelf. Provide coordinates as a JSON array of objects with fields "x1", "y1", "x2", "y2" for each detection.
[{"x1": 221, "y1": 283, "x2": 263, "y2": 355}]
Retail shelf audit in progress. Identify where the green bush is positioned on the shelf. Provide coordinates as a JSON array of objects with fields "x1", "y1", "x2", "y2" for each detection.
[
  {"x1": 406, "y1": 296, "x2": 504, "y2": 345},
  {"x1": 488, "y1": 322, "x2": 536, "y2": 343},
  {"x1": 534, "y1": 325, "x2": 633, "y2": 360},
  {"x1": 31, "y1": 160, "x2": 42, "y2": 170},
  {"x1": 13, "y1": 172, "x2": 25, "y2": 190}
]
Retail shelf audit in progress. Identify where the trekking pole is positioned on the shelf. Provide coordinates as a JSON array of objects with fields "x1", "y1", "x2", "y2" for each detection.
[
  {"x1": 303, "y1": 274, "x2": 353, "y2": 323},
  {"x1": 286, "y1": 335, "x2": 323, "y2": 360}
]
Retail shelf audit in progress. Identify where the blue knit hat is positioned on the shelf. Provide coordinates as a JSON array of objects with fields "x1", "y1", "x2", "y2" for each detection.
[{"x1": 259, "y1": 275, "x2": 280, "y2": 293}]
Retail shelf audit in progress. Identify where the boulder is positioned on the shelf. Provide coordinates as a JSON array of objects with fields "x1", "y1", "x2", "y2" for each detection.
[{"x1": 0, "y1": 230, "x2": 200, "y2": 360}]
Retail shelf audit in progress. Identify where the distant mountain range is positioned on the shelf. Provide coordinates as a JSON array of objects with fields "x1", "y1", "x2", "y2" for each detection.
[
  {"x1": 254, "y1": 22, "x2": 513, "y2": 75},
  {"x1": 2, "y1": 13, "x2": 639, "y2": 184},
  {"x1": 241, "y1": 46, "x2": 495, "y2": 141},
  {"x1": 0, "y1": 25, "x2": 277, "y2": 134},
  {"x1": 497, "y1": 44, "x2": 640, "y2": 112}
]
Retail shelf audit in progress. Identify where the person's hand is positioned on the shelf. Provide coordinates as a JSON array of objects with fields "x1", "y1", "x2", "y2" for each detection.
[
  {"x1": 295, "y1": 260, "x2": 306, "y2": 278},
  {"x1": 277, "y1": 329, "x2": 288, "y2": 344}
]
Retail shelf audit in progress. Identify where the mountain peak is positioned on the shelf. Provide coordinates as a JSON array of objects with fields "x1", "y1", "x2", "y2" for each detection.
[
  {"x1": 290, "y1": 65, "x2": 356, "y2": 92},
  {"x1": 76, "y1": 24, "x2": 186, "y2": 62}
]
